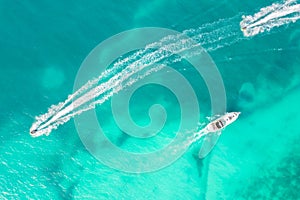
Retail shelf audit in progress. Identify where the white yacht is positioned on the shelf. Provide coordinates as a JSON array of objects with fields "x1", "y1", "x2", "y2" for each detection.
[
  {"x1": 198, "y1": 112, "x2": 241, "y2": 159},
  {"x1": 204, "y1": 112, "x2": 241, "y2": 133}
]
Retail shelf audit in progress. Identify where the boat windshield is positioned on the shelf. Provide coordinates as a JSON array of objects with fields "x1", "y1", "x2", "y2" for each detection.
[{"x1": 216, "y1": 119, "x2": 226, "y2": 129}]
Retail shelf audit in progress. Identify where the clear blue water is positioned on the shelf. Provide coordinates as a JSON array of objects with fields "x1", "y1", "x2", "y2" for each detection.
[{"x1": 1, "y1": 0, "x2": 300, "y2": 199}]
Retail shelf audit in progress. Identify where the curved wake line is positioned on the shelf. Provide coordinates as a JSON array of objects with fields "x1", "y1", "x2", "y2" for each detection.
[
  {"x1": 30, "y1": 0, "x2": 299, "y2": 137},
  {"x1": 30, "y1": 15, "x2": 243, "y2": 137},
  {"x1": 241, "y1": 0, "x2": 300, "y2": 37}
]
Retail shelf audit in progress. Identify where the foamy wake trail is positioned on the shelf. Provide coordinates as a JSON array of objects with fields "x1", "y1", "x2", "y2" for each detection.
[
  {"x1": 173, "y1": 128, "x2": 211, "y2": 154},
  {"x1": 31, "y1": 0, "x2": 300, "y2": 136},
  {"x1": 240, "y1": 0, "x2": 300, "y2": 37},
  {"x1": 30, "y1": 15, "x2": 244, "y2": 137},
  {"x1": 34, "y1": 0, "x2": 296, "y2": 137}
]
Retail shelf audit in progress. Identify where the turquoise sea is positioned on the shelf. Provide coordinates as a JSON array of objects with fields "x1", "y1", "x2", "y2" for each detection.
[{"x1": 1, "y1": 0, "x2": 300, "y2": 199}]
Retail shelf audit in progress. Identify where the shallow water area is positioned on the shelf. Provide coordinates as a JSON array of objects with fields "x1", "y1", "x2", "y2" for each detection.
[{"x1": 0, "y1": 0, "x2": 300, "y2": 199}]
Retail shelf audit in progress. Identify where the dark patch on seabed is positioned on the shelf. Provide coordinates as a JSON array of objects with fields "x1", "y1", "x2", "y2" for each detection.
[
  {"x1": 236, "y1": 140, "x2": 300, "y2": 199},
  {"x1": 193, "y1": 154, "x2": 204, "y2": 177}
]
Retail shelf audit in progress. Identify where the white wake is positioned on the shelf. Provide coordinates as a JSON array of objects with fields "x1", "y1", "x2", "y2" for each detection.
[
  {"x1": 240, "y1": 0, "x2": 300, "y2": 37},
  {"x1": 30, "y1": 0, "x2": 300, "y2": 137},
  {"x1": 30, "y1": 16, "x2": 242, "y2": 137}
]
